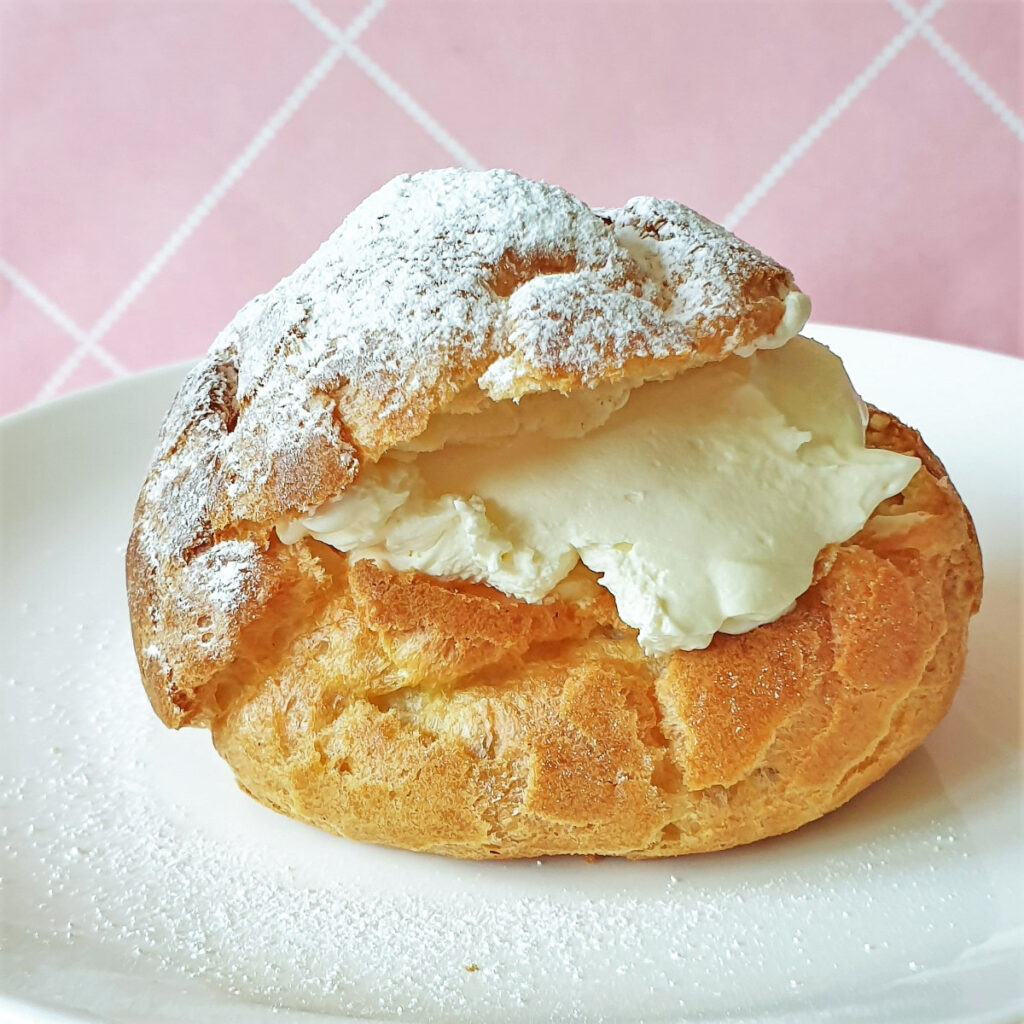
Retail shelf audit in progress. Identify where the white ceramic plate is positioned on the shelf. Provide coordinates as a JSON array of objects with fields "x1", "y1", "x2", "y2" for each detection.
[{"x1": 1, "y1": 326, "x2": 1021, "y2": 1024}]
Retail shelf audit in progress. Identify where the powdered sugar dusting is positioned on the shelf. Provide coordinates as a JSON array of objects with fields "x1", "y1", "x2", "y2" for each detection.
[
  {"x1": 613, "y1": 197, "x2": 783, "y2": 324},
  {"x1": 224, "y1": 168, "x2": 641, "y2": 452},
  {"x1": 182, "y1": 540, "x2": 259, "y2": 614},
  {"x1": 1, "y1": 603, "x2": 994, "y2": 1022},
  {"x1": 129, "y1": 168, "x2": 804, "y2": 718}
]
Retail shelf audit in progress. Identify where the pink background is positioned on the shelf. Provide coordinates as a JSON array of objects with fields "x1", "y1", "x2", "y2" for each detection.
[{"x1": 1, "y1": 0, "x2": 1021, "y2": 416}]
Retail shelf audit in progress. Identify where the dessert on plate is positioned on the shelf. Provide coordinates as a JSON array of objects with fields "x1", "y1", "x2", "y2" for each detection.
[{"x1": 127, "y1": 169, "x2": 982, "y2": 858}]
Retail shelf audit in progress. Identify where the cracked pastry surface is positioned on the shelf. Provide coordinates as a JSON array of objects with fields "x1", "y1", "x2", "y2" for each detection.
[{"x1": 127, "y1": 168, "x2": 982, "y2": 858}]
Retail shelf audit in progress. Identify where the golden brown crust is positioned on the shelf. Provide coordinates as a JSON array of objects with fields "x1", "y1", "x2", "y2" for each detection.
[{"x1": 195, "y1": 414, "x2": 981, "y2": 858}]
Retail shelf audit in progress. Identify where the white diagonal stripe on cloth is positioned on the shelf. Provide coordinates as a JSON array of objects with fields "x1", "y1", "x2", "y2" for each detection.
[
  {"x1": 34, "y1": 333, "x2": 118, "y2": 403},
  {"x1": 1, "y1": 259, "x2": 87, "y2": 343},
  {"x1": 723, "y1": 0, "x2": 948, "y2": 232},
  {"x1": 1, "y1": 259, "x2": 127, "y2": 377},
  {"x1": 889, "y1": 0, "x2": 1024, "y2": 141},
  {"x1": 33, "y1": 0, "x2": 387, "y2": 406},
  {"x1": 289, "y1": 0, "x2": 387, "y2": 42},
  {"x1": 289, "y1": 0, "x2": 484, "y2": 170}
]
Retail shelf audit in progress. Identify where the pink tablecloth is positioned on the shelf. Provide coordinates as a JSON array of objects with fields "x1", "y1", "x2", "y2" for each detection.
[{"x1": 1, "y1": 0, "x2": 1021, "y2": 416}]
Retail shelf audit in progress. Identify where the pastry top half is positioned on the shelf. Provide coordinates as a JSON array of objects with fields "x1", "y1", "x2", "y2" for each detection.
[{"x1": 131, "y1": 168, "x2": 821, "y2": 727}]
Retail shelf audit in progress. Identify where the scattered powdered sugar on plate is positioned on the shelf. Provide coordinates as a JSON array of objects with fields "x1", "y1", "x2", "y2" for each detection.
[
  {"x1": 1, "y1": 598, "x2": 993, "y2": 1023},
  {"x1": 4, "y1": 349, "x2": 1018, "y2": 1022}
]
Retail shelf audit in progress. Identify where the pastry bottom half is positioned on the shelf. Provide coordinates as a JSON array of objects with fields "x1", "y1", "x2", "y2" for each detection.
[{"x1": 204, "y1": 413, "x2": 982, "y2": 859}]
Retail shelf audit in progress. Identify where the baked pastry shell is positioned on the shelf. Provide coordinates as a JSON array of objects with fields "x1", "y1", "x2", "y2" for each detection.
[{"x1": 125, "y1": 170, "x2": 980, "y2": 858}]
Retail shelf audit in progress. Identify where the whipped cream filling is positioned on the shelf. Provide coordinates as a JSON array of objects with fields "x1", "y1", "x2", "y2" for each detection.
[{"x1": 278, "y1": 337, "x2": 920, "y2": 654}]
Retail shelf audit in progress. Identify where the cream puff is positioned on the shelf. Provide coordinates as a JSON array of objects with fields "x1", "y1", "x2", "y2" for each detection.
[{"x1": 127, "y1": 169, "x2": 982, "y2": 858}]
